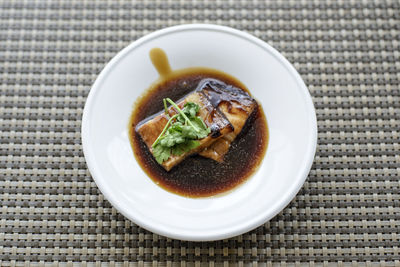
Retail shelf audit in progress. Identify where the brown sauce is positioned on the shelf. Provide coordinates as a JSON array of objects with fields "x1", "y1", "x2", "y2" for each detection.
[{"x1": 129, "y1": 49, "x2": 268, "y2": 198}]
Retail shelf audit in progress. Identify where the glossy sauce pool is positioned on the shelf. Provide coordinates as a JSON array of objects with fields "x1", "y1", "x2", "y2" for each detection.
[{"x1": 129, "y1": 67, "x2": 269, "y2": 198}]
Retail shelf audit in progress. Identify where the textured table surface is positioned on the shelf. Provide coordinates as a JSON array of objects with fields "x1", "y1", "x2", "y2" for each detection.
[{"x1": 1, "y1": 0, "x2": 399, "y2": 265}]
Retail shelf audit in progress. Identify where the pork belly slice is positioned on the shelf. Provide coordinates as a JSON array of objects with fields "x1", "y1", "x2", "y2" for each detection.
[
  {"x1": 135, "y1": 91, "x2": 234, "y2": 171},
  {"x1": 197, "y1": 79, "x2": 258, "y2": 162}
]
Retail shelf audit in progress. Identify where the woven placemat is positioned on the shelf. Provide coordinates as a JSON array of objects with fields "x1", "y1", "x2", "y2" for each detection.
[{"x1": 1, "y1": 0, "x2": 399, "y2": 265}]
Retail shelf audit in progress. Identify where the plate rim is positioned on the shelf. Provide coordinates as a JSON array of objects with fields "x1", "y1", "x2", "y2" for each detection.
[{"x1": 81, "y1": 24, "x2": 318, "y2": 241}]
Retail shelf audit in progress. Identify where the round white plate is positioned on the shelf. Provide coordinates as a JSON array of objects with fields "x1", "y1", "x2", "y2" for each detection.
[{"x1": 82, "y1": 24, "x2": 317, "y2": 241}]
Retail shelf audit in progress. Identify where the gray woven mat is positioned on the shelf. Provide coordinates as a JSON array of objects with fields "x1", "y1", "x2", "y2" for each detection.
[{"x1": 1, "y1": 0, "x2": 399, "y2": 265}]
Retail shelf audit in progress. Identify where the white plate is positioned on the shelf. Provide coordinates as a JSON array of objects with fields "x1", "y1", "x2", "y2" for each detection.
[{"x1": 82, "y1": 24, "x2": 317, "y2": 241}]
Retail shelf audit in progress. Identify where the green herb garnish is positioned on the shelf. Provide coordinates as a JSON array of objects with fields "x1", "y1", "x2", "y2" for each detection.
[{"x1": 152, "y1": 98, "x2": 211, "y2": 164}]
